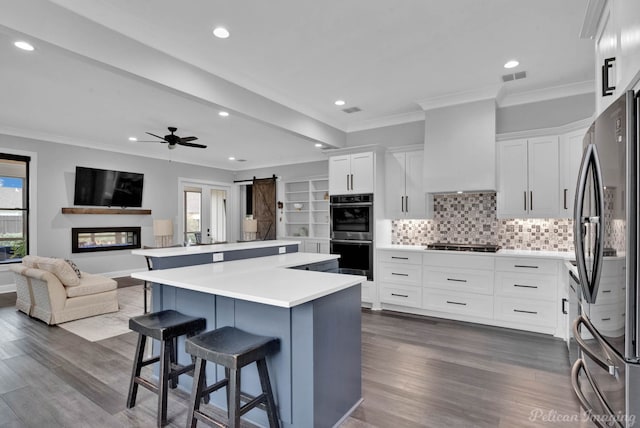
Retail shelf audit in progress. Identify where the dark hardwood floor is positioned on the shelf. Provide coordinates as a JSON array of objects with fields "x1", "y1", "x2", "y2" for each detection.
[{"x1": 0, "y1": 290, "x2": 587, "y2": 427}]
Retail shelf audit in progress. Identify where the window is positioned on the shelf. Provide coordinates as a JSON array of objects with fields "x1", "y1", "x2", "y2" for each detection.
[
  {"x1": 0, "y1": 154, "x2": 30, "y2": 263},
  {"x1": 184, "y1": 189, "x2": 201, "y2": 244}
]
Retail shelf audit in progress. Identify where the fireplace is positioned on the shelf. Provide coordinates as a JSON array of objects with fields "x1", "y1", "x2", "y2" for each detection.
[{"x1": 72, "y1": 227, "x2": 141, "y2": 253}]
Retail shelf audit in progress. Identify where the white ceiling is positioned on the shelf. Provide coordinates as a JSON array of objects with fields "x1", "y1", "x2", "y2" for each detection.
[{"x1": 0, "y1": 0, "x2": 595, "y2": 170}]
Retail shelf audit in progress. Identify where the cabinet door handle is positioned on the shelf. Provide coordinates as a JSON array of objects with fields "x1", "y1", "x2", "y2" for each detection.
[
  {"x1": 391, "y1": 272, "x2": 409, "y2": 277},
  {"x1": 530, "y1": 191, "x2": 533, "y2": 211},
  {"x1": 524, "y1": 191, "x2": 527, "y2": 211},
  {"x1": 447, "y1": 278, "x2": 467, "y2": 283},
  {"x1": 391, "y1": 256, "x2": 409, "y2": 260},
  {"x1": 514, "y1": 309, "x2": 538, "y2": 315},
  {"x1": 602, "y1": 289, "x2": 612, "y2": 293},
  {"x1": 514, "y1": 265, "x2": 538, "y2": 269},
  {"x1": 446, "y1": 300, "x2": 467, "y2": 306},
  {"x1": 350, "y1": 174, "x2": 354, "y2": 190},
  {"x1": 562, "y1": 298, "x2": 568, "y2": 314},
  {"x1": 405, "y1": 195, "x2": 409, "y2": 212},
  {"x1": 514, "y1": 284, "x2": 538, "y2": 289},
  {"x1": 346, "y1": 174, "x2": 350, "y2": 191},
  {"x1": 601, "y1": 317, "x2": 611, "y2": 321},
  {"x1": 564, "y1": 189, "x2": 568, "y2": 210},
  {"x1": 391, "y1": 293, "x2": 409, "y2": 298}
]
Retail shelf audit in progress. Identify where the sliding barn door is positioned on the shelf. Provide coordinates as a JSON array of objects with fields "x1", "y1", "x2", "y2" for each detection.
[{"x1": 252, "y1": 177, "x2": 276, "y2": 240}]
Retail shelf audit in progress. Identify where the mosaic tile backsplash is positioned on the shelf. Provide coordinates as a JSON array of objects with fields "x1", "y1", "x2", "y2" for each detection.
[{"x1": 391, "y1": 192, "x2": 575, "y2": 251}]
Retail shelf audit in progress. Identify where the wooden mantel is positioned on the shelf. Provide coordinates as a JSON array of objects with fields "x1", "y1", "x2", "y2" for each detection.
[{"x1": 61, "y1": 207, "x2": 152, "y2": 215}]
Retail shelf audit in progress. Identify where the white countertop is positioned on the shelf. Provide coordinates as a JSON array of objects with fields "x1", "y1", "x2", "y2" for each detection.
[
  {"x1": 377, "y1": 244, "x2": 575, "y2": 260},
  {"x1": 131, "y1": 252, "x2": 364, "y2": 308},
  {"x1": 131, "y1": 240, "x2": 301, "y2": 258}
]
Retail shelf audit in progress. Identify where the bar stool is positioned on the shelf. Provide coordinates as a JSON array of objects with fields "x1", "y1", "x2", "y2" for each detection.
[
  {"x1": 185, "y1": 326, "x2": 280, "y2": 428},
  {"x1": 127, "y1": 310, "x2": 206, "y2": 427}
]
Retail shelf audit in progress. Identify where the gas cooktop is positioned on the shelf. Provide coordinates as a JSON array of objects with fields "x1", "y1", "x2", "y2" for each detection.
[{"x1": 426, "y1": 243, "x2": 501, "y2": 253}]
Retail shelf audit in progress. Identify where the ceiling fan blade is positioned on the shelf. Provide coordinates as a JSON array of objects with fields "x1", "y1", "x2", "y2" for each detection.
[
  {"x1": 136, "y1": 140, "x2": 167, "y2": 143},
  {"x1": 145, "y1": 132, "x2": 166, "y2": 140},
  {"x1": 178, "y1": 141, "x2": 207, "y2": 149},
  {"x1": 179, "y1": 136, "x2": 198, "y2": 142}
]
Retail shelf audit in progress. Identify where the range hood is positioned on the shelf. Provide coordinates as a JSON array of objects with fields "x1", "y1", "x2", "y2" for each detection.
[{"x1": 422, "y1": 98, "x2": 497, "y2": 193}]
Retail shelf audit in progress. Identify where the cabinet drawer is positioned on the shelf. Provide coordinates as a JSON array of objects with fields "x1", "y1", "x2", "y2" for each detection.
[
  {"x1": 589, "y1": 302, "x2": 625, "y2": 333},
  {"x1": 380, "y1": 263, "x2": 422, "y2": 285},
  {"x1": 495, "y1": 257, "x2": 558, "y2": 275},
  {"x1": 378, "y1": 250, "x2": 422, "y2": 265},
  {"x1": 423, "y1": 267, "x2": 494, "y2": 295},
  {"x1": 494, "y1": 272, "x2": 557, "y2": 301},
  {"x1": 422, "y1": 289, "x2": 493, "y2": 318},
  {"x1": 380, "y1": 284, "x2": 422, "y2": 308},
  {"x1": 601, "y1": 259, "x2": 625, "y2": 277},
  {"x1": 596, "y1": 276, "x2": 625, "y2": 303},
  {"x1": 423, "y1": 253, "x2": 494, "y2": 270},
  {"x1": 361, "y1": 282, "x2": 373, "y2": 303},
  {"x1": 494, "y1": 296, "x2": 556, "y2": 327}
]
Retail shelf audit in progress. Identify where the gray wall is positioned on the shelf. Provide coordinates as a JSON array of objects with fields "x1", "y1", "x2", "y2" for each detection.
[
  {"x1": 234, "y1": 160, "x2": 328, "y2": 182},
  {"x1": 346, "y1": 121, "x2": 424, "y2": 148},
  {"x1": 496, "y1": 93, "x2": 595, "y2": 134},
  {"x1": 0, "y1": 134, "x2": 234, "y2": 286}
]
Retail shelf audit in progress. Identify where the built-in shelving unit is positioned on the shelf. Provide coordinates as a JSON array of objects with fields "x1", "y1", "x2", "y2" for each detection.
[
  {"x1": 283, "y1": 178, "x2": 329, "y2": 251},
  {"x1": 62, "y1": 207, "x2": 152, "y2": 215}
]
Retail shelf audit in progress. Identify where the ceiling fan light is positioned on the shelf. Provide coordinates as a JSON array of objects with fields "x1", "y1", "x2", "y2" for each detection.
[
  {"x1": 219, "y1": 111, "x2": 229, "y2": 117},
  {"x1": 213, "y1": 27, "x2": 230, "y2": 39},
  {"x1": 168, "y1": 144, "x2": 176, "y2": 150}
]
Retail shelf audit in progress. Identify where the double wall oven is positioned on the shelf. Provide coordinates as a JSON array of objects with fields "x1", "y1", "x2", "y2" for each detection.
[{"x1": 330, "y1": 194, "x2": 373, "y2": 281}]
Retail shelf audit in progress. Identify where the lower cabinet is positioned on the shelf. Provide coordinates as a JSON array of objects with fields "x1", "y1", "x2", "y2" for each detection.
[
  {"x1": 376, "y1": 249, "x2": 565, "y2": 335},
  {"x1": 378, "y1": 250, "x2": 422, "y2": 308},
  {"x1": 303, "y1": 239, "x2": 329, "y2": 254}
]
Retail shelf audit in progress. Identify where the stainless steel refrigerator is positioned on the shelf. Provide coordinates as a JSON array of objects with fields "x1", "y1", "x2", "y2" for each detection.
[{"x1": 572, "y1": 89, "x2": 639, "y2": 428}]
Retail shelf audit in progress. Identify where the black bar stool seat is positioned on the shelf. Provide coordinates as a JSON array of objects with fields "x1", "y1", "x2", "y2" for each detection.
[
  {"x1": 185, "y1": 326, "x2": 280, "y2": 428},
  {"x1": 127, "y1": 310, "x2": 206, "y2": 427}
]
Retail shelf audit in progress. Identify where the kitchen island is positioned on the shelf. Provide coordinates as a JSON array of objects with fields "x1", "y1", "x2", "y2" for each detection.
[{"x1": 132, "y1": 252, "x2": 364, "y2": 428}]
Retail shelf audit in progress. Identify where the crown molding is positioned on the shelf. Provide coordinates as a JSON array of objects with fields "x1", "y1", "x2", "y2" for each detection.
[
  {"x1": 416, "y1": 85, "x2": 501, "y2": 111},
  {"x1": 496, "y1": 80, "x2": 595, "y2": 108},
  {"x1": 496, "y1": 117, "x2": 594, "y2": 141},
  {"x1": 580, "y1": 0, "x2": 607, "y2": 39},
  {"x1": 345, "y1": 110, "x2": 425, "y2": 133}
]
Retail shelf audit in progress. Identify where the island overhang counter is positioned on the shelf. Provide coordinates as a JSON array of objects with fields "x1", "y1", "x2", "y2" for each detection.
[{"x1": 131, "y1": 252, "x2": 363, "y2": 428}]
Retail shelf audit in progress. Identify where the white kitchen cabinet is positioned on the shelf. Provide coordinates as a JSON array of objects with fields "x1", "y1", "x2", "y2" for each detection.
[
  {"x1": 385, "y1": 149, "x2": 425, "y2": 218},
  {"x1": 559, "y1": 130, "x2": 586, "y2": 217},
  {"x1": 378, "y1": 249, "x2": 423, "y2": 308},
  {"x1": 497, "y1": 136, "x2": 559, "y2": 218},
  {"x1": 329, "y1": 152, "x2": 374, "y2": 195},
  {"x1": 304, "y1": 238, "x2": 329, "y2": 254},
  {"x1": 494, "y1": 257, "x2": 559, "y2": 330}
]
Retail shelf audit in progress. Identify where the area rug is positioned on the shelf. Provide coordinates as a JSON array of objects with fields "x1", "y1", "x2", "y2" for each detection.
[{"x1": 58, "y1": 284, "x2": 145, "y2": 342}]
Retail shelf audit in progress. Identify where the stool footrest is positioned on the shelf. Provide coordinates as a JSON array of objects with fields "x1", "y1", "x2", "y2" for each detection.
[
  {"x1": 240, "y1": 392, "x2": 268, "y2": 413},
  {"x1": 169, "y1": 362, "x2": 195, "y2": 378},
  {"x1": 133, "y1": 376, "x2": 159, "y2": 394},
  {"x1": 202, "y1": 378, "x2": 228, "y2": 396},
  {"x1": 239, "y1": 393, "x2": 267, "y2": 417},
  {"x1": 140, "y1": 356, "x2": 160, "y2": 367},
  {"x1": 194, "y1": 410, "x2": 226, "y2": 428}
]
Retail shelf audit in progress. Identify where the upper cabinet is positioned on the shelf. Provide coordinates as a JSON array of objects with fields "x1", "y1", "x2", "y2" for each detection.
[
  {"x1": 385, "y1": 149, "x2": 425, "y2": 218},
  {"x1": 559, "y1": 130, "x2": 586, "y2": 217},
  {"x1": 329, "y1": 152, "x2": 374, "y2": 195},
  {"x1": 593, "y1": 0, "x2": 640, "y2": 114},
  {"x1": 497, "y1": 136, "x2": 559, "y2": 218}
]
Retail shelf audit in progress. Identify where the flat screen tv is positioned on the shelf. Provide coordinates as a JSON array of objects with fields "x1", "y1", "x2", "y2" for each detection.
[{"x1": 73, "y1": 166, "x2": 144, "y2": 208}]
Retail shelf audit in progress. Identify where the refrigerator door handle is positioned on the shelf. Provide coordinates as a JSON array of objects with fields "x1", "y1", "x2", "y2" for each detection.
[
  {"x1": 571, "y1": 359, "x2": 624, "y2": 428},
  {"x1": 573, "y1": 315, "x2": 619, "y2": 376},
  {"x1": 574, "y1": 144, "x2": 606, "y2": 304}
]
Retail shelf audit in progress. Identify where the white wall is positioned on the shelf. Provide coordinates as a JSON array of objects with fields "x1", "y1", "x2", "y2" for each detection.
[
  {"x1": 346, "y1": 121, "x2": 424, "y2": 148},
  {"x1": 496, "y1": 93, "x2": 595, "y2": 134},
  {"x1": 0, "y1": 133, "x2": 235, "y2": 286}
]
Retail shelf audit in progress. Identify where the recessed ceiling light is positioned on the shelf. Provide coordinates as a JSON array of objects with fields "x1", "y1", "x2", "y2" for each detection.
[
  {"x1": 228, "y1": 156, "x2": 235, "y2": 161},
  {"x1": 504, "y1": 60, "x2": 519, "y2": 69},
  {"x1": 457, "y1": 191, "x2": 463, "y2": 194},
  {"x1": 334, "y1": 100, "x2": 346, "y2": 106},
  {"x1": 213, "y1": 27, "x2": 230, "y2": 39},
  {"x1": 315, "y1": 143, "x2": 323, "y2": 148},
  {"x1": 14, "y1": 41, "x2": 34, "y2": 51},
  {"x1": 128, "y1": 137, "x2": 138, "y2": 141},
  {"x1": 219, "y1": 111, "x2": 229, "y2": 117}
]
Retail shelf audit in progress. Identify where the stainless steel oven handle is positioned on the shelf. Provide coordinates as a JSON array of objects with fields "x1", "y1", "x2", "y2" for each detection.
[
  {"x1": 571, "y1": 358, "x2": 624, "y2": 428},
  {"x1": 573, "y1": 315, "x2": 618, "y2": 375},
  {"x1": 330, "y1": 239, "x2": 373, "y2": 245},
  {"x1": 329, "y1": 202, "x2": 373, "y2": 207}
]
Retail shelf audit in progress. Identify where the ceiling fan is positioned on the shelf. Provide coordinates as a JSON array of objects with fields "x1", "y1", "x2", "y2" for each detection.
[{"x1": 140, "y1": 127, "x2": 207, "y2": 150}]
